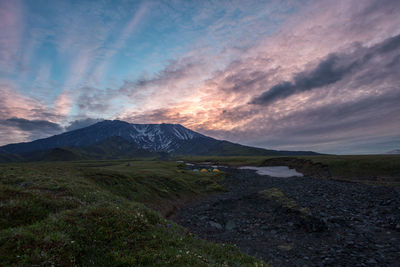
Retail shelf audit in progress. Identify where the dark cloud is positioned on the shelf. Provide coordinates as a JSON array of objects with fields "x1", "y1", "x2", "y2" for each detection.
[
  {"x1": 0, "y1": 118, "x2": 62, "y2": 132},
  {"x1": 66, "y1": 118, "x2": 104, "y2": 131},
  {"x1": 376, "y1": 33, "x2": 400, "y2": 54},
  {"x1": 221, "y1": 69, "x2": 269, "y2": 92},
  {"x1": 250, "y1": 54, "x2": 356, "y2": 105},
  {"x1": 232, "y1": 88, "x2": 400, "y2": 154},
  {"x1": 0, "y1": 118, "x2": 63, "y2": 143},
  {"x1": 251, "y1": 34, "x2": 400, "y2": 105}
]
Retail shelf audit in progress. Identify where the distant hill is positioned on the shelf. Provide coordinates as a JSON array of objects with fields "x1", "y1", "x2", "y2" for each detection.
[
  {"x1": 386, "y1": 149, "x2": 400, "y2": 154},
  {"x1": 0, "y1": 120, "x2": 320, "y2": 161}
]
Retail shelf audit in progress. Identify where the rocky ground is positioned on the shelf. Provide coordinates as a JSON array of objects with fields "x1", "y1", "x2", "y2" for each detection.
[{"x1": 172, "y1": 167, "x2": 400, "y2": 266}]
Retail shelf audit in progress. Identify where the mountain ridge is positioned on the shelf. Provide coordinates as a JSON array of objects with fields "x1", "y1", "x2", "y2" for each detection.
[{"x1": 0, "y1": 120, "x2": 320, "y2": 161}]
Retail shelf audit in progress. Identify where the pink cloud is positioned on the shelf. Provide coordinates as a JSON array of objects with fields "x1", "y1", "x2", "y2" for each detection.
[
  {"x1": 0, "y1": 82, "x2": 45, "y2": 120},
  {"x1": 0, "y1": 0, "x2": 23, "y2": 73},
  {"x1": 55, "y1": 92, "x2": 73, "y2": 118}
]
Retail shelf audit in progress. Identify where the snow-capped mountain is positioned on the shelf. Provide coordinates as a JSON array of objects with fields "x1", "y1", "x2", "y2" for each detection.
[
  {"x1": 0, "y1": 120, "x2": 208, "y2": 154},
  {"x1": 0, "y1": 120, "x2": 320, "y2": 161}
]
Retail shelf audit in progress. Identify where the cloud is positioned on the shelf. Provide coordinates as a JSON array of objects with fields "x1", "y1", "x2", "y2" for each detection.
[
  {"x1": 76, "y1": 87, "x2": 113, "y2": 115},
  {"x1": 87, "y1": 1, "x2": 151, "y2": 85},
  {"x1": 0, "y1": 118, "x2": 63, "y2": 145},
  {"x1": 251, "y1": 34, "x2": 400, "y2": 105},
  {"x1": 0, "y1": 0, "x2": 22, "y2": 73},
  {"x1": 0, "y1": 118, "x2": 62, "y2": 132},
  {"x1": 63, "y1": 56, "x2": 206, "y2": 120},
  {"x1": 0, "y1": 116, "x2": 105, "y2": 146},
  {"x1": 0, "y1": 82, "x2": 54, "y2": 120}
]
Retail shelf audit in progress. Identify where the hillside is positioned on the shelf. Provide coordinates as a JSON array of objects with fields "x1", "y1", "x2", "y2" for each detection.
[
  {"x1": 0, "y1": 160, "x2": 266, "y2": 266},
  {"x1": 386, "y1": 149, "x2": 400, "y2": 154}
]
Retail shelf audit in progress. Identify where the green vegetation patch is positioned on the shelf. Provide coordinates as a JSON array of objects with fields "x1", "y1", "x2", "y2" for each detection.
[
  {"x1": 304, "y1": 155, "x2": 400, "y2": 179},
  {"x1": 0, "y1": 185, "x2": 79, "y2": 229},
  {"x1": 81, "y1": 161, "x2": 225, "y2": 204},
  {"x1": 259, "y1": 188, "x2": 311, "y2": 216},
  {"x1": 1, "y1": 202, "x2": 265, "y2": 266},
  {"x1": 0, "y1": 161, "x2": 265, "y2": 266}
]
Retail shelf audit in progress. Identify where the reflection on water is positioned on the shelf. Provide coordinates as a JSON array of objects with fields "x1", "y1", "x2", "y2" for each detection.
[{"x1": 238, "y1": 166, "x2": 303, "y2": 177}]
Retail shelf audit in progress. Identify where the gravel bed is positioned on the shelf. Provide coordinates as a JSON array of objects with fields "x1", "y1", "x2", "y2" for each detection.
[{"x1": 173, "y1": 167, "x2": 400, "y2": 266}]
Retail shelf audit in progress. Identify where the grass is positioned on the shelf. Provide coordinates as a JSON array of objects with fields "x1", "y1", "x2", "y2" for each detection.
[
  {"x1": 3, "y1": 154, "x2": 398, "y2": 264},
  {"x1": 303, "y1": 155, "x2": 400, "y2": 178},
  {"x1": 259, "y1": 188, "x2": 311, "y2": 216},
  {"x1": 0, "y1": 160, "x2": 267, "y2": 266},
  {"x1": 259, "y1": 188, "x2": 298, "y2": 210}
]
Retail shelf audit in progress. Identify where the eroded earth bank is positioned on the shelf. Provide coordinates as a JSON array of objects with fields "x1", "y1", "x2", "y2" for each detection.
[{"x1": 173, "y1": 167, "x2": 400, "y2": 266}]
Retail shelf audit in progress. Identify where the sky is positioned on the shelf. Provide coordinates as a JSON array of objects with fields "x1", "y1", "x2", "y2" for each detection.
[{"x1": 0, "y1": 0, "x2": 399, "y2": 154}]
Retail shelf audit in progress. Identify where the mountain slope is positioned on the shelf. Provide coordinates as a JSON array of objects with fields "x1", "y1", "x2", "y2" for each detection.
[{"x1": 0, "y1": 120, "x2": 320, "y2": 161}]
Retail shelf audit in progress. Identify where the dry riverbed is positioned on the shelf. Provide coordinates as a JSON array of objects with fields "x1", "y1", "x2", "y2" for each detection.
[{"x1": 173, "y1": 167, "x2": 400, "y2": 266}]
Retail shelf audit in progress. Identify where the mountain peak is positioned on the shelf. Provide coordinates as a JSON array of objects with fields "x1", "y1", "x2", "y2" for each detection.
[{"x1": 0, "y1": 120, "x2": 207, "y2": 154}]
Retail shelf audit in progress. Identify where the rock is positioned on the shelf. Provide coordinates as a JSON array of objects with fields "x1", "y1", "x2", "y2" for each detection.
[
  {"x1": 208, "y1": 221, "x2": 222, "y2": 230},
  {"x1": 225, "y1": 220, "x2": 236, "y2": 231},
  {"x1": 172, "y1": 166, "x2": 400, "y2": 266}
]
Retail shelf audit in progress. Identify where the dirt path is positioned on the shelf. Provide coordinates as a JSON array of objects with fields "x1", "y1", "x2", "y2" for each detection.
[{"x1": 172, "y1": 167, "x2": 400, "y2": 266}]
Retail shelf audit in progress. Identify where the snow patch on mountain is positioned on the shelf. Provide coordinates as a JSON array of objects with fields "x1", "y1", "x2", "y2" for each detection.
[{"x1": 91, "y1": 121, "x2": 205, "y2": 152}]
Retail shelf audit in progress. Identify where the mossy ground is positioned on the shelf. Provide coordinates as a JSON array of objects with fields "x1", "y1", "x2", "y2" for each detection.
[
  {"x1": 304, "y1": 155, "x2": 400, "y2": 184},
  {"x1": 258, "y1": 188, "x2": 310, "y2": 216},
  {"x1": 0, "y1": 160, "x2": 266, "y2": 266}
]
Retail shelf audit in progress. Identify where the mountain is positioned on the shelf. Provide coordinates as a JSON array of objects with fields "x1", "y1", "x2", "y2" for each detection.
[
  {"x1": 0, "y1": 120, "x2": 320, "y2": 161},
  {"x1": 386, "y1": 149, "x2": 400, "y2": 154}
]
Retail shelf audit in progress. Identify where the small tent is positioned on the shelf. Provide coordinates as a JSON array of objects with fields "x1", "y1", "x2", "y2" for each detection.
[
  {"x1": 213, "y1": 168, "x2": 220, "y2": 172},
  {"x1": 200, "y1": 168, "x2": 208, "y2": 172},
  {"x1": 193, "y1": 169, "x2": 199, "y2": 172}
]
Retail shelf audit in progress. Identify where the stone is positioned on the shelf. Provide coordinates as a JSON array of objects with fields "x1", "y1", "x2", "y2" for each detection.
[
  {"x1": 208, "y1": 221, "x2": 223, "y2": 230},
  {"x1": 225, "y1": 220, "x2": 236, "y2": 231}
]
